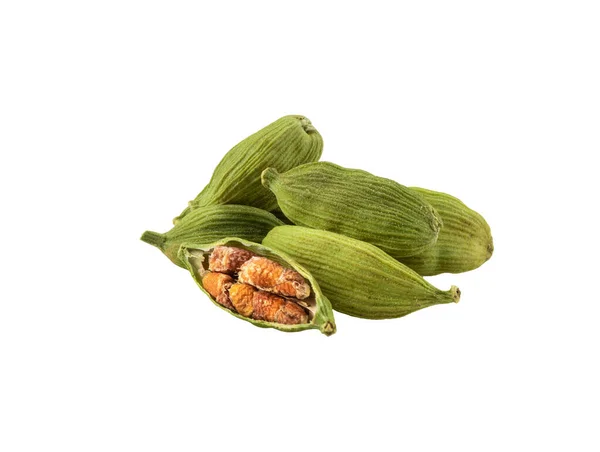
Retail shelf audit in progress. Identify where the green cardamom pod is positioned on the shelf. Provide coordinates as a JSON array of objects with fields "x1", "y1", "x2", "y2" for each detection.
[
  {"x1": 261, "y1": 162, "x2": 443, "y2": 259},
  {"x1": 174, "y1": 115, "x2": 323, "y2": 224},
  {"x1": 178, "y1": 238, "x2": 336, "y2": 335},
  {"x1": 141, "y1": 205, "x2": 283, "y2": 268},
  {"x1": 263, "y1": 226, "x2": 460, "y2": 320},
  {"x1": 398, "y1": 188, "x2": 493, "y2": 275}
]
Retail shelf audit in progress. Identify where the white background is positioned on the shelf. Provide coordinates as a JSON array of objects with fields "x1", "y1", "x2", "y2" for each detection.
[{"x1": 1, "y1": 1, "x2": 599, "y2": 451}]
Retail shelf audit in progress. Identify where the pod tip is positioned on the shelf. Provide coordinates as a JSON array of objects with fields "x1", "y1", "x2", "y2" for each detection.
[
  {"x1": 321, "y1": 321, "x2": 336, "y2": 336},
  {"x1": 451, "y1": 286, "x2": 461, "y2": 303},
  {"x1": 297, "y1": 116, "x2": 316, "y2": 134},
  {"x1": 261, "y1": 167, "x2": 279, "y2": 189},
  {"x1": 486, "y1": 238, "x2": 494, "y2": 260},
  {"x1": 431, "y1": 206, "x2": 444, "y2": 232},
  {"x1": 140, "y1": 230, "x2": 166, "y2": 250}
]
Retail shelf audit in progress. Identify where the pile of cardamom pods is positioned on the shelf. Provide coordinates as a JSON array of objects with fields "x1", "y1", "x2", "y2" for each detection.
[{"x1": 141, "y1": 115, "x2": 493, "y2": 335}]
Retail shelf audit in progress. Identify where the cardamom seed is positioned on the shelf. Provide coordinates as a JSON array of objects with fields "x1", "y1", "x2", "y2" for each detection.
[
  {"x1": 174, "y1": 115, "x2": 323, "y2": 224},
  {"x1": 141, "y1": 204, "x2": 283, "y2": 268},
  {"x1": 237, "y1": 256, "x2": 311, "y2": 299},
  {"x1": 261, "y1": 162, "x2": 443, "y2": 259},
  {"x1": 229, "y1": 283, "x2": 309, "y2": 325},
  {"x1": 262, "y1": 226, "x2": 460, "y2": 320},
  {"x1": 179, "y1": 238, "x2": 336, "y2": 335},
  {"x1": 201, "y1": 272, "x2": 236, "y2": 311},
  {"x1": 398, "y1": 188, "x2": 493, "y2": 275}
]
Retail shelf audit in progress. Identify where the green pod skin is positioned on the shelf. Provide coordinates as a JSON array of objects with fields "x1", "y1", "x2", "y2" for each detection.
[
  {"x1": 141, "y1": 205, "x2": 284, "y2": 268},
  {"x1": 261, "y1": 162, "x2": 443, "y2": 259},
  {"x1": 270, "y1": 207, "x2": 295, "y2": 225},
  {"x1": 263, "y1": 226, "x2": 460, "y2": 320},
  {"x1": 178, "y1": 238, "x2": 336, "y2": 335},
  {"x1": 398, "y1": 188, "x2": 494, "y2": 276},
  {"x1": 174, "y1": 115, "x2": 323, "y2": 224}
]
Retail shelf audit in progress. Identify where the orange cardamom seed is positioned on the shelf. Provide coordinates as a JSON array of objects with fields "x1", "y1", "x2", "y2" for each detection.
[
  {"x1": 208, "y1": 246, "x2": 256, "y2": 274},
  {"x1": 237, "y1": 256, "x2": 310, "y2": 299},
  {"x1": 229, "y1": 283, "x2": 308, "y2": 325},
  {"x1": 229, "y1": 283, "x2": 256, "y2": 318},
  {"x1": 201, "y1": 272, "x2": 236, "y2": 311}
]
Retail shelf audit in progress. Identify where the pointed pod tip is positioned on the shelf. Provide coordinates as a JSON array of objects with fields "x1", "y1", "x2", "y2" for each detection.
[
  {"x1": 431, "y1": 206, "x2": 444, "y2": 232},
  {"x1": 321, "y1": 321, "x2": 336, "y2": 336},
  {"x1": 451, "y1": 286, "x2": 461, "y2": 303},
  {"x1": 486, "y1": 238, "x2": 494, "y2": 260},
  {"x1": 140, "y1": 230, "x2": 167, "y2": 250},
  {"x1": 294, "y1": 115, "x2": 316, "y2": 134},
  {"x1": 261, "y1": 167, "x2": 279, "y2": 189}
]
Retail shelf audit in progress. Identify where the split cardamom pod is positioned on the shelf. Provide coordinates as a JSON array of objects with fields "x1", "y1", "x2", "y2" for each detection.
[
  {"x1": 179, "y1": 238, "x2": 336, "y2": 335},
  {"x1": 174, "y1": 115, "x2": 323, "y2": 224},
  {"x1": 261, "y1": 162, "x2": 443, "y2": 259},
  {"x1": 141, "y1": 205, "x2": 283, "y2": 268},
  {"x1": 398, "y1": 188, "x2": 494, "y2": 275},
  {"x1": 262, "y1": 226, "x2": 460, "y2": 319}
]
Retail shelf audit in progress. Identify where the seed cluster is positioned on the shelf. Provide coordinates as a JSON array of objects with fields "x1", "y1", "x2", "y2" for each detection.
[{"x1": 201, "y1": 246, "x2": 310, "y2": 325}]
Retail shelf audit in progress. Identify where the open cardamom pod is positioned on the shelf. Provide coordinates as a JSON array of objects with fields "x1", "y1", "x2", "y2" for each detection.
[{"x1": 178, "y1": 238, "x2": 336, "y2": 335}]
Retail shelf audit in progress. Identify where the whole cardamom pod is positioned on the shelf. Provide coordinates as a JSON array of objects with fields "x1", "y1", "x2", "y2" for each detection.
[
  {"x1": 178, "y1": 238, "x2": 336, "y2": 335},
  {"x1": 263, "y1": 226, "x2": 460, "y2": 320},
  {"x1": 398, "y1": 188, "x2": 493, "y2": 275},
  {"x1": 174, "y1": 115, "x2": 323, "y2": 224},
  {"x1": 261, "y1": 162, "x2": 443, "y2": 259},
  {"x1": 141, "y1": 205, "x2": 283, "y2": 268}
]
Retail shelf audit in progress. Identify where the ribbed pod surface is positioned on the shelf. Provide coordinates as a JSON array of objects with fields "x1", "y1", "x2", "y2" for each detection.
[
  {"x1": 399, "y1": 188, "x2": 493, "y2": 275},
  {"x1": 263, "y1": 226, "x2": 460, "y2": 319},
  {"x1": 141, "y1": 205, "x2": 284, "y2": 268},
  {"x1": 174, "y1": 115, "x2": 323, "y2": 224},
  {"x1": 262, "y1": 162, "x2": 443, "y2": 259}
]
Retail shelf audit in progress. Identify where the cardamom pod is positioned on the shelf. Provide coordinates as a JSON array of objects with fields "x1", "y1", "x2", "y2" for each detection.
[
  {"x1": 174, "y1": 115, "x2": 323, "y2": 224},
  {"x1": 141, "y1": 205, "x2": 283, "y2": 268},
  {"x1": 262, "y1": 226, "x2": 460, "y2": 320},
  {"x1": 178, "y1": 238, "x2": 336, "y2": 335},
  {"x1": 261, "y1": 162, "x2": 443, "y2": 259},
  {"x1": 398, "y1": 188, "x2": 493, "y2": 275}
]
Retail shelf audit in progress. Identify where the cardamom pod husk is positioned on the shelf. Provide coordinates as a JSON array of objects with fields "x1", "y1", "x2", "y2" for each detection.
[
  {"x1": 398, "y1": 188, "x2": 493, "y2": 275},
  {"x1": 141, "y1": 205, "x2": 283, "y2": 268},
  {"x1": 263, "y1": 226, "x2": 460, "y2": 320},
  {"x1": 261, "y1": 162, "x2": 443, "y2": 259},
  {"x1": 174, "y1": 115, "x2": 323, "y2": 224},
  {"x1": 178, "y1": 238, "x2": 336, "y2": 335}
]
